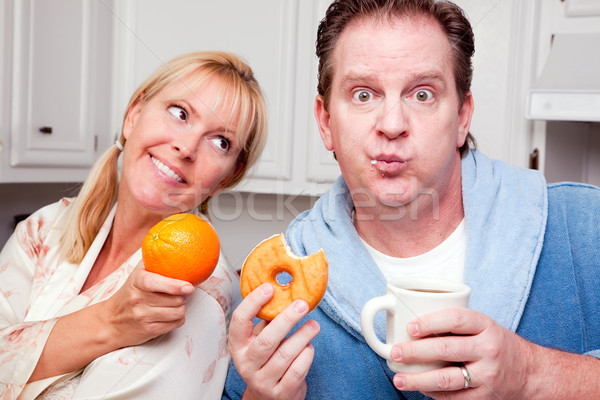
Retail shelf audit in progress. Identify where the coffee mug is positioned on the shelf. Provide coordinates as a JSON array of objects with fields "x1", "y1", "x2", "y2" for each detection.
[{"x1": 360, "y1": 277, "x2": 471, "y2": 373}]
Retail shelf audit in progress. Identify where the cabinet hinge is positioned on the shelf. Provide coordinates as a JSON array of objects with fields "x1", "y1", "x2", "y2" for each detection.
[{"x1": 94, "y1": 135, "x2": 98, "y2": 152}]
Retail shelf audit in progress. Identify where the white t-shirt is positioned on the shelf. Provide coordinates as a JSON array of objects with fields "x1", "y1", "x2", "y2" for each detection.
[{"x1": 361, "y1": 220, "x2": 466, "y2": 283}]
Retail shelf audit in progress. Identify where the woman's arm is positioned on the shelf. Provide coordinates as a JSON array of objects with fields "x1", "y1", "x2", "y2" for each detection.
[{"x1": 29, "y1": 267, "x2": 194, "y2": 382}]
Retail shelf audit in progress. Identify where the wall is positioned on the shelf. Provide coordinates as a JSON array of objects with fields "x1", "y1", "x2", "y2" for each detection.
[
  {"x1": 209, "y1": 192, "x2": 318, "y2": 272},
  {"x1": 544, "y1": 122, "x2": 600, "y2": 186},
  {"x1": 0, "y1": 184, "x2": 317, "y2": 273},
  {"x1": 0, "y1": 183, "x2": 78, "y2": 246}
]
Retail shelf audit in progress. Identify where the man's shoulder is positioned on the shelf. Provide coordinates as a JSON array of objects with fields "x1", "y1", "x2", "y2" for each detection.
[
  {"x1": 547, "y1": 181, "x2": 600, "y2": 203},
  {"x1": 546, "y1": 182, "x2": 600, "y2": 227}
]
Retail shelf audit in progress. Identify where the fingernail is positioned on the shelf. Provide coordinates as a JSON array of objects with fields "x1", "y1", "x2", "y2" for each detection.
[
  {"x1": 260, "y1": 283, "x2": 273, "y2": 296},
  {"x1": 391, "y1": 347, "x2": 402, "y2": 361},
  {"x1": 393, "y1": 375, "x2": 405, "y2": 389},
  {"x1": 182, "y1": 285, "x2": 194, "y2": 295},
  {"x1": 294, "y1": 300, "x2": 309, "y2": 314},
  {"x1": 407, "y1": 322, "x2": 419, "y2": 336}
]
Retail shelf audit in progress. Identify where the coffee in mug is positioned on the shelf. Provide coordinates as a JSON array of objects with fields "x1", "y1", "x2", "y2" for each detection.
[{"x1": 360, "y1": 277, "x2": 470, "y2": 373}]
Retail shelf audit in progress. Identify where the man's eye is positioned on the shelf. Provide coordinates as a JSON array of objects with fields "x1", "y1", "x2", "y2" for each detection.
[
  {"x1": 353, "y1": 90, "x2": 372, "y2": 103},
  {"x1": 211, "y1": 137, "x2": 230, "y2": 152},
  {"x1": 414, "y1": 90, "x2": 433, "y2": 102},
  {"x1": 168, "y1": 105, "x2": 188, "y2": 122}
]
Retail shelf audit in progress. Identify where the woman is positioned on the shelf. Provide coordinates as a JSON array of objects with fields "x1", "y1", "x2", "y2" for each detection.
[{"x1": 0, "y1": 51, "x2": 267, "y2": 399}]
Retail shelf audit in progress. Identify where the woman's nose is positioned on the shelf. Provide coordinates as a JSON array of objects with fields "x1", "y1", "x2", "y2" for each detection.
[{"x1": 172, "y1": 135, "x2": 199, "y2": 162}]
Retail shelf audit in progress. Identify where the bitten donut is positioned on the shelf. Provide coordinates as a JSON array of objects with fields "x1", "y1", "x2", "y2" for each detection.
[{"x1": 240, "y1": 234, "x2": 328, "y2": 321}]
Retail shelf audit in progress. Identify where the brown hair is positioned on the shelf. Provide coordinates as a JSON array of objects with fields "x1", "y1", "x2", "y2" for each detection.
[
  {"x1": 60, "y1": 51, "x2": 267, "y2": 263},
  {"x1": 316, "y1": 0, "x2": 476, "y2": 154}
]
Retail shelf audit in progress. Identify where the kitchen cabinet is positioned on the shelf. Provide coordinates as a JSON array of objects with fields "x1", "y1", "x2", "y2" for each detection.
[
  {"x1": 4, "y1": 0, "x2": 593, "y2": 190},
  {"x1": 0, "y1": 0, "x2": 114, "y2": 182},
  {"x1": 111, "y1": 0, "x2": 539, "y2": 196},
  {"x1": 528, "y1": 0, "x2": 600, "y2": 184},
  {"x1": 110, "y1": 0, "x2": 339, "y2": 196}
]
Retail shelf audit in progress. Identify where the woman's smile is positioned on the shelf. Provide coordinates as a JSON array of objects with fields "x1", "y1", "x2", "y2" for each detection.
[{"x1": 150, "y1": 154, "x2": 186, "y2": 184}]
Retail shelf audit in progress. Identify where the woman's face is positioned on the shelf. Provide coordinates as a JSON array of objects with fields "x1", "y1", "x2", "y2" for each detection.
[{"x1": 120, "y1": 72, "x2": 244, "y2": 216}]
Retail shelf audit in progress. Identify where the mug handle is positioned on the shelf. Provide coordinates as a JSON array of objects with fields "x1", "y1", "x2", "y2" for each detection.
[{"x1": 360, "y1": 294, "x2": 395, "y2": 360}]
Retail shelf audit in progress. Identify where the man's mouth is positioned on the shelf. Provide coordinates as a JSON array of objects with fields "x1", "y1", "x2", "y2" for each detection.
[{"x1": 370, "y1": 157, "x2": 409, "y2": 175}]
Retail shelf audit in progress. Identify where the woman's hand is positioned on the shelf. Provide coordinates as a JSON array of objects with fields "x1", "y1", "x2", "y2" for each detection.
[
  {"x1": 30, "y1": 264, "x2": 194, "y2": 382},
  {"x1": 101, "y1": 264, "x2": 195, "y2": 348},
  {"x1": 389, "y1": 308, "x2": 600, "y2": 399},
  {"x1": 228, "y1": 283, "x2": 320, "y2": 400}
]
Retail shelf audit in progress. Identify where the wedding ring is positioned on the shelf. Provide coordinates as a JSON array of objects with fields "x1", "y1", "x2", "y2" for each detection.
[{"x1": 460, "y1": 365, "x2": 471, "y2": 389}]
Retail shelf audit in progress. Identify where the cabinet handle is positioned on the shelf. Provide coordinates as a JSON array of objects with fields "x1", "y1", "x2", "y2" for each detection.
[
  {"x1": 39, "y1": 126, "x2": 53, "y2": 134},
  {"x1": 529, "y1": 148, "x2": 539, "y2": 170}
]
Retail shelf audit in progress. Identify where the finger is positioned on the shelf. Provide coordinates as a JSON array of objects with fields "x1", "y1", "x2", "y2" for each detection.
[
  {"x1": 408, "y1": 307, "x2": 487, "y2": 338},
  {"x1": 394, "y1": 365, "x2": 476, "y2": 393},
  {"x1": 141, "y1": 317, "x2": 187, "y2": 340},
  {"x1": 276, "y1": 343, "x2": 315, "y2": 396},
  {"x1": 142, "y1": 288, "x2": 190, "y2": 307},
  {"x1": 252, "y1": 319, "x2": 269, "y2": 336},
  {"x1": 133, "y1": 269, "x2": 195, "y2": 295},
  {"x1": 245, "y1": 299, "x2": 311, "y2": 367},
  {"x1": 394, "y1": 335, "x2": 476, "y2": 364},
  {"x1": 229, "y1": 283, "x2": 274, "y2": 351},
  {"x1": 262, "y1": 320, "x2": 320, "y2": 378},
  {"x1": 147, "y1": 304, "x2": 187, "y2": 323}
]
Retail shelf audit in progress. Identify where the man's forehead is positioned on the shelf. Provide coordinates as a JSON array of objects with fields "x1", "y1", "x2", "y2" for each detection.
[{"x1": 331, "y1": 15, "x2": 453, "y2": 83}]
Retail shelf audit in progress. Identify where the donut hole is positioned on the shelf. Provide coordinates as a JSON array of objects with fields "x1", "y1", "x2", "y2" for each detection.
[{"x1": 274, "y1": 268, "x2": 293, "y2": 287}]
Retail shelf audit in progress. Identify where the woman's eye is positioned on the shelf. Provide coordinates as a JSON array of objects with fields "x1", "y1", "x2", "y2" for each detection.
[
  {"x1": 414, "y1": 89, "x2": 433, "y2": 102},
  {"x1": 211, "y1": 137, "x2": 230, "y2": 152},
  {"x1": 352, "y1": 90, "x2": 373, "y2": 103},
  {"x1": 168, "y1": 105, "x2": 188, "y2": 122}
]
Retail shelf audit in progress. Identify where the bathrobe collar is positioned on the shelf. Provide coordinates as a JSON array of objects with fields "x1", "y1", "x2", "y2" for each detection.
[{"x1": 285, "y1": 149, "x2": 548, "y2": 341}]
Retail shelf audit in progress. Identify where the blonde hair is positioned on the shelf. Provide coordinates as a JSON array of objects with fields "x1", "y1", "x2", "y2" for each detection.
[{"x1": 60, "y1": 51, "x2": 267, "y2": 263}]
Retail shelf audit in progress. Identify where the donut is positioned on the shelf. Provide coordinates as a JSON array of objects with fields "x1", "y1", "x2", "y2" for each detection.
[{"x1": 240, "y1": 234, "x2": 328, "y2": 321}]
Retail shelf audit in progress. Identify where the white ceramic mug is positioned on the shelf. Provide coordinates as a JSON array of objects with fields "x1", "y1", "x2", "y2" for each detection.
[{"x1": 360, "y1": 277, "x2": 471, "y2": 373}]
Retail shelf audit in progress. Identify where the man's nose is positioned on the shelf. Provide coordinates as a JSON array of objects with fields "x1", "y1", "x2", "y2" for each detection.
[{"x1": 374, "y1": 99, "x2": 408, "y2": 140}]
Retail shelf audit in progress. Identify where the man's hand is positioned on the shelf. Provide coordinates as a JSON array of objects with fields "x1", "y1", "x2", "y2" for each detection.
[
  {"x1": 228, "y1": 283, "x2": 320, "y2": 400},
  {"x1": 390, "y1": 307, "x2": 600, "y2": 399}
]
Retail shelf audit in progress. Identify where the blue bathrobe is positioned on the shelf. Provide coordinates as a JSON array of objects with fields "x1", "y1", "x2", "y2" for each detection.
[{"x1": 223, "y1": 150, "x2": 600, "y2": 399}]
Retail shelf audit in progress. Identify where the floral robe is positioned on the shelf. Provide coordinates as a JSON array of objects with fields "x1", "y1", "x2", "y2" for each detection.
[{"x1": 0, "y1": 199, "x2": 239, "y2": 399}]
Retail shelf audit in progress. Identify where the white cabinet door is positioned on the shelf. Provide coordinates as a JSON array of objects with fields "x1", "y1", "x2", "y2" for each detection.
[
  {"x1": 113, "y1": 1, "x2": 296, "y2": 181},
  {"x1": 303, "y1": 0, "x2": 341, "y2": 185},
  {"x1": 0, "y1": 0, "x2": 113, "y2": 182},
  {"x1": 112, "y1": 0, "x2": 340, "y2": 196}
]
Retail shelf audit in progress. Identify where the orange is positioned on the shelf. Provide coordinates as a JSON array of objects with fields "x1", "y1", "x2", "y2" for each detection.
[{"x1": 142, "y1": 213, "x2": 220, "y2": 285}]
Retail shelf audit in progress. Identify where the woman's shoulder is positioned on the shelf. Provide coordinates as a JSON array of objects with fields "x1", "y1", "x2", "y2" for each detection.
[{"x1": 15, "y1": 198, "x2": 75, "y2": 243}]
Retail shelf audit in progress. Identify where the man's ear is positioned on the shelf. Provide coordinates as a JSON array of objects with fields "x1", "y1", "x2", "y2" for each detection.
[
  {"x1": 314, "y1": 95, "x2": 334, "y2": 151},
  {"x1": 457, "y1": 92, "x2": 474, "y2": 148},
  {"x1": 122, "y1": 96, "x2": 143, "y2": 140}
]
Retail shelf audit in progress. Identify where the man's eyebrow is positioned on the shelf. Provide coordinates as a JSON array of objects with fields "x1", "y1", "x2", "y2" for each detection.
[
  {"x1": 339, "y1": 72, "x2": 380, "y2": 86},
  {"x1": 339, "y1": 70, "x2": 446, "y2": 87},
  {"x1": 408, "y1": 71, "x2": 446, "y2": 85}
]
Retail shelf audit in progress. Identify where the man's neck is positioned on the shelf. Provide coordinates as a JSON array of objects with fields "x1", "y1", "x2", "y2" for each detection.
[{"x1": 354, "y1": 187, "x2": 465, "y2": 258}]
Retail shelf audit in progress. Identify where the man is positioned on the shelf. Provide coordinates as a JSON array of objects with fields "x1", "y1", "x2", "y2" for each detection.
[{"x1": 224, "y1": 0, "x2": 600, "y2": 399}]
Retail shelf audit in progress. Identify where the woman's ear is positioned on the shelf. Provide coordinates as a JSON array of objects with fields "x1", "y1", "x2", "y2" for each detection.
[
  {"x1": 314, "y1": 95, "x2": 334, "y2": 151},
  {"x1": 122, "y1": 96, "x2": 143, "y2": 140}
]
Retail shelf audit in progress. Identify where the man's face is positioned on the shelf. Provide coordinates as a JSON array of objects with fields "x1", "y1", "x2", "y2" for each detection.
[{"x1": 315, "y1": 15, "x2": 473, "y2": 217}]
